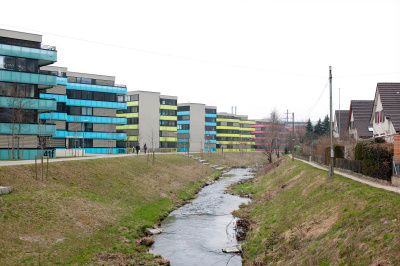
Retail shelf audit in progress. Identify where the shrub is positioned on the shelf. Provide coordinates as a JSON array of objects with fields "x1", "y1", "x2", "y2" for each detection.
[{"x1": 361, "y1": 143, "x2": 393, "y2": 181}]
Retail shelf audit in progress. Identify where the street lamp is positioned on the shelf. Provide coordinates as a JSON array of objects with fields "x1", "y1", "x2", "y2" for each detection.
[{"x1": 82, "y1": 120, "x2": 88, "y2": 157}]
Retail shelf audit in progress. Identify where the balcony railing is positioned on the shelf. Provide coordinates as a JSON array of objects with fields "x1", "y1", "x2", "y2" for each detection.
[
  {"x1": 40, "y1": 44, "x2": 57, "y2": 51},
  {"x1": 114, "y1": 83, "x2": 127, "y2": 88}
]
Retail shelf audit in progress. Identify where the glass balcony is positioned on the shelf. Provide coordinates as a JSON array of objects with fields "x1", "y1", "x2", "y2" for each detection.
[
  {"x1": 0, "y1": 123, "x2": 56, "y2": 135},
  {"x1": 0, "y1": 96, "x2": 56, "y2": 111},
  {"x1": 0, "y1": 44, "x2": 57, "y2": 66},
  {"x1": 0, "y1": 70, "x2": 57, "y2": 88},
  {"x1": 67, "y1": 82, "x2": 127, "y2": 94}
]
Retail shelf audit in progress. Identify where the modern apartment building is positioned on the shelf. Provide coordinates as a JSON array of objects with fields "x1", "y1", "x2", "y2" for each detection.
[
  {"x1": 0, "y1": 29, "x2": 58, "y2": 159},
  {"x1": 39, "y1": 66, "x2": 127, "y2": 155},
  {"x1": 216, "y1": 112, "x2": 256, "y2": 151},
  {"x1": 176, "y1": 103, "x2": 217, "y2": 152},
  {"x1": 116, "y1": 91, "x2": 177, "y2": 152},
  {"x1": 252, "y1": 120, "x2": 291, "y2": 151}
]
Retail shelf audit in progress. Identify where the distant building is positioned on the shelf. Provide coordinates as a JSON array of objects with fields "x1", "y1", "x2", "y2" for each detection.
[
  {"x1": 40, "y1": 66, "x2": 127, "y2": 156},
  {"x1": 216, "y1": 112, "x2": 255, "y2": 151},
  {"x1": 333, "y1": 110, "x2": 350, "y2": 141},
  {"x1": 0, "y1": 29, "x2": 58, "y2": 159},
  {"x1": 117, "y1": 91, "x2": 177, "y2": 152},
  {"x1": 176, "y1": 103, "x2": 217, "y2": 152}
]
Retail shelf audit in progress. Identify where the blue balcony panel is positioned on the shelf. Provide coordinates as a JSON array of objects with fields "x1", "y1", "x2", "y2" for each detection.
[
  {"x1": 205, "y1": 122, "x2": 217, "y2": 126},
  {"x1": 205, "y1": 139, "x2": 217, "y2": 144},
  {"x1": 205, "y1": 131, "x2": 217, "y2": 135},
  {"x1": 0, "y1": 96, "x2": 56, "y2": 111},
  {"x1": 177, "y1": 139, "x2": 189, "y2": 143},
  {"x1": 57, "y1": 77, "x2": 68, "y2": 85},
  {"x1": 205, "y1": 113, "x2": 217, "y2": 118},
  {"x1": 67, "y1": 99, "x2": 127, "y2": 109},
  {"x1": 0, "y1": 148, "x2": 56, "y2": 160},
  {"x1": 67, "y1": 82, "x2": 127, "y2": 94},
  {"x1": 177, "y1": 129, "x2": 189, "y2": 134},
  {"x1": 55, "y1": 130, "x2": 126, "y2": 140},
  {"x1": 0, "y1": 70, "x2": 57, "y2": 88},
  {"x1": 177, "y1": 120, "x2": 190, "y2": 125},
  {"x1": 0, "y1": 123, "x2": 56, "y2": 135},
  {"x1": 177, "y1": 148, "x2": 188, "y2": 152},
  {"x1": 0, "y1": 44, "x2": 57, "y2": 66},
  {"x1": 40, "y1": 112, "x2": 67, "y2": 120},
  {"x1": 177, "y1": 111, "x2": 190, "y2": 116},
  {"x1": 66, "y1": 115, "x2": 127, "y2": 124},
  {"x1": 40, "y1": 93, "x2": 67, "y2": 103},
  {"x1": 205, "y1": 148, "x2": 216, "y2": 152}
]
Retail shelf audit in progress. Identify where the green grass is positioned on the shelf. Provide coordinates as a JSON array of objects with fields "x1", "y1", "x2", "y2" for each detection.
[{"x1": 238, "y1": 157, "x2": 400, "y2": 265}]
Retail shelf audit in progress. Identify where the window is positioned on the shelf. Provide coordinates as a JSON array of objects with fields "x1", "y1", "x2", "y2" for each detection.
[
  {"x1": 206, "y1": 108, "x2": 216, "y2": 114},
  {"x1": 127, "y1": 118, "x2": 139, "y2": 124},
  {"x1": 57, "y1": 102, "x2": 66, "y2": 113},
  {"x1": 16, "y1": 58, "x2": 26, "y2": 72},
  {"x1": 69, "y1": 106, "x2": 81, "y2": 115},
  {"x1": 85, "y1": 123, "x2": 93, "y2": 132},
  {"x1": 178, "y1": 106, "x2": 190, "y2": 112},
  {"x1": 4, "y1": 56, "x2": 15, "y2": 70},
  {"x1": 82, "y1": 107, "x2": 93, "y2": 116},
  {"x1": 76, "y1": 77, "x2": 93, "y2": 84}
]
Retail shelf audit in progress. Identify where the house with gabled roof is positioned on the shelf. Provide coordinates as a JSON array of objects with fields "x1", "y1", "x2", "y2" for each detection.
[
  {"x1": 347, "y1": 100, "x2": 374, "y2": 141},
  {"x1": 333, "y1": 110, "x2": 349, "y2": 141},
  {"x1": 370, "y1": 83, "x2": 400, "y2": 142}
]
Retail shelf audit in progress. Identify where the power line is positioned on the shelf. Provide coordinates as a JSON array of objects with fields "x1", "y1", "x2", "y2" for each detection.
[
  {"x1": 300, "y1": 78, "x2": 329, "y2": 118},
  {"x1": 0, "y1": 24, "x2": 326, "y2": 78}
]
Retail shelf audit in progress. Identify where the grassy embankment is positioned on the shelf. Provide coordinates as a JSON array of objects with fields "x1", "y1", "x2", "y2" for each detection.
[
  {"x1": 0, "y1": 154, "x2": 222, "y2": 265},
  {"x1": 193, "y1": 151, "x2": 267, "y2": 168},
  {"x1": 232, "y1": 157, "x2": 400, "y2": 265}
]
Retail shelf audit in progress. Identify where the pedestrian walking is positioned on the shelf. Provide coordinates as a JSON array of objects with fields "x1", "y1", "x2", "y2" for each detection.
[
  {"x1": 144, "y1": 143, "x2": 147, "y2": 154},
  {"x1": 136, "y1": 144, "x2": 140, "y2": 155}
]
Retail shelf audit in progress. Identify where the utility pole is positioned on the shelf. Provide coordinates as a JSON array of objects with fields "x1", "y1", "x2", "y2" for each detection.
[
  {"x1": 292, "y1": 112, "x2": 294, "y2": 161},
  {"x1": 329, "y1": 66, "x2": 334, "y2": 178}
]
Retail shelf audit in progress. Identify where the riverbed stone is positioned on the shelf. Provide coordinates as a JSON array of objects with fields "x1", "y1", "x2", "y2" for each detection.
[
  {"x1": 146, "y1": 228, "x2": 162, "y2": 235},
  {"x1": 0, "y1": 186, "x2": 13, "y2": 195},
  {"x1": 222, "y1": 245, "x2": 242, "y2": 253}
]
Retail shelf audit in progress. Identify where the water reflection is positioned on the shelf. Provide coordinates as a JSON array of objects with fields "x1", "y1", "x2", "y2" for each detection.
[{"x1": 149, "y1": 168, "x2": 252, "y2": 266}]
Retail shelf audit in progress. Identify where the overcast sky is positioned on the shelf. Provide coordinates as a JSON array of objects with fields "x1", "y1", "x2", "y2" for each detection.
[{"x1": 2, "y1": 0, "x2": 400, "y2": 122}]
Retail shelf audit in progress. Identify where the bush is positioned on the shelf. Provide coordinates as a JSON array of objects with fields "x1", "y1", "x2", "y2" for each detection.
[
  {"x1": 334, "y1": 144, "x2": 345, "y2": 159},
  {"x1": 361, "y1": 143, "x2": 393, "y2": 181}
]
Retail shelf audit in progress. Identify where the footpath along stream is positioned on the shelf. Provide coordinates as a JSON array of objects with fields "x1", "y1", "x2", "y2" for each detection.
[{"x1": 149, "y1": 168, "x2": 254, "y2": 266}]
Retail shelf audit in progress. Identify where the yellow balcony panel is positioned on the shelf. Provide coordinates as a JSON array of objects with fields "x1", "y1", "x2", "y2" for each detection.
[
  {"x1": 160, "y1": 115, "x2": 177, "y2": 121},
  {"x1": 216, "y1": 118, "x2": 240, "y2": 123},
  {"x1": 239, "y1": 120, "x2": 256, "y2": 124},
  {"x1": 127, "y1": 136, "x2": 138, "y2": 141},
  {"x1": 240, "y1": 128, "x2": 255, "y2": 131},
  {"x1": 117, "y1": 113, "x2": 138, "y2": 118},
  {"x1": 116, "y1": 124, "x2": 138, "y2": 130},
  {"x1": 160, "y1": 105, "x2": 178, "y2": 110},
  {"x1": 216, "y1": 133, "x2": 240, "y2": 137},
  {"x1": 217, "y1": 141, "x2": 241, "y2": 145},
  {"x1": 240, "y1": 134, "x2": 255, "y2": 138},
  {"x1": 127, "y1": 101, "x2": 139, "y2": 106},
  {"x1": 160, "y1": 137, "x2": 177, "y2": 142},
  {"x1": 160, "y1": 126, "x2": 177, "y2": 131}
]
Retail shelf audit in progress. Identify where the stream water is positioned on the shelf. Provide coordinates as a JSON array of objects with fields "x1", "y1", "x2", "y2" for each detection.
[{"x1": 149, "y1": 168, "x2": 253, "y2": 266}]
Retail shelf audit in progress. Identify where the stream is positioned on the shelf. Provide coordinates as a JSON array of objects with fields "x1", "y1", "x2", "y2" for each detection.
[{"x1": 149, "y1": 168, "x2": 253, "y2": 266}]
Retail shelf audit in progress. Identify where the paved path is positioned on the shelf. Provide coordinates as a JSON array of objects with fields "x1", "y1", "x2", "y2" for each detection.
[{"x1": 294, "y1": 157, "x2": 400, "y2": 194}]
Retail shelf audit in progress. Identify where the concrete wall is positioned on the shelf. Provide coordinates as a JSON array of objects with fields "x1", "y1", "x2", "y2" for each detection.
[
  {"x1": 136, "y1": 91, "x2": 160, "y2": 149},
  {"x1": 189, "y1": 103, "x2": 206, "y2": 152}
]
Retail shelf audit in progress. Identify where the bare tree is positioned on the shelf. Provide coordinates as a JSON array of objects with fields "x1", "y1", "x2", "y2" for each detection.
[{"x1": 260, "y1": 110, "x2": 283, "y2": 164}]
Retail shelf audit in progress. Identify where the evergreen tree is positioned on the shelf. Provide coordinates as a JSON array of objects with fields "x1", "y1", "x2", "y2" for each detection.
[
  {"x1": 314, "y1": 118, "x2": 323, "y2": 136},
  {"x1": 306, "y1": 119, "x2": 313, "y2": 134},
  {"x1": 322, "y1": 114, "x2": 330, "y2": 135}
]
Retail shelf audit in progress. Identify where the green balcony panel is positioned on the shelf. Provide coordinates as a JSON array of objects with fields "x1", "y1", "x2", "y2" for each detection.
[
  {"x1": 127, "y1": 101, "x2": 139, "y2": 107},
  {"x1": 160, "y1": 137, "x2": 177, "y2": 142},
  {"x1": 160, "y1": 126, "x2": 177, "y2": 131},
  {"x1": 160, "y1": 105, "x2": 177, "y2": 110},
  {"x1": 0, "y1": 70, "x2": 57, "y2": 88},
  {"x1": 0, "y1": 44, "x2": 57, "y2": 66},
  {"x1": 0, "y1": 97, "x2": 56, "y2": 111},
  {"x1": 116, "y1": 124, "x2": 138, "y2": 130},
  {"x1": 117, "y1": 113, "x2": 138, "y2": 118},
  {"x1": 160, "y1": 115, "x2": 177, "y2": 121},
  {"x1": 0, "y1": 123, "x2": 56, "y2": 135}
]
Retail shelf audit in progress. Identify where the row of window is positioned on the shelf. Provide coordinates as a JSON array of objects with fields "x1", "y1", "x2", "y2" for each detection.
[
  {"x1": 205, "y1": 108, "x2": 216, "y2": 114},
  {"x1": 69, "y1": 106, "x2": 93, "y2": 116},
  {"x1": 217, "y1": 129, "x2": 240, "y2": 134},
  {"x1": 39, "y1": 70, "x2": 67, "y2": 78},
  {"x1": 205, "y1": 117, "x2": 216, "y2": 122},
  {"x1": 177, "y1": 124, "x2": 189, "y2": 130},
  {"x1": 374, "y1": 110, "x2": 385, "y2": 124},
  {"x1": 0, "y1": 82, "x2": 36, "y2": 98},
  {"x1": 160, "y1": 99, "x2": 177, "y2": 106},
  {"x1": 160, "y1": 120, "x2": 177, "y2": 127},
  {"x1": 160, "y1": 109, "x2": 177, "y2": 116},
  {"x1": 67, "y1": 89, "x2": 117, "y2": 102},
  {"x1": 127, "y1": 118, "x2": 139, "y2": 124},
  {"x1": 117, "y1": 94, "x2": 138, "y2": 103},
  {"x1": 68, "y1": 138, "x2": 93, "y2": 148},
  {"x1": 0, "y1": 108, "x2": 36, "y2": 123},
  {"x1": 0, "y1": 55, "x2": 38, "y2": 73}
]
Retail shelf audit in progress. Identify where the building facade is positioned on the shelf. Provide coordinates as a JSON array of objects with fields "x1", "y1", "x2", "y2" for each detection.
[
  {"x1": 40, "y1": 66, "x2": 127, "y2": 156},
  {"x1": 0, "y1": 29, "x2": 58, "y2": 159},
  {"x1": 116, "y1": 91, "x2": 177, "y2": 152},
  {"x1": 176, "y1": 103, "x2": 217, "y2": 152},
  {"x1": 216, "y1": 112, "x2": 255, "y2": 151}
]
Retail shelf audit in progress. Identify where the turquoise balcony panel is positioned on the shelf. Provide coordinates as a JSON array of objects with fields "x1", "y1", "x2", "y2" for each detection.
[
  {"x1": 205, "y1": 113, "x2": 217, "y2": 118},
  {"x1": 205, "y1": 148, "x2": 216, "y2": 152},
  {"x1": 177, "y1": 120, "x2": 189, "y2": 125},
  {"x1": 0, "y1": 96, "x2": 56, "y2": 111},
  {"x1": 205, "y1": 131, "x2": 217, "y2": 135},
  {"x1": 57, "y1": 77, "x2": 68, "y2": 85},
  {"x1": 0, "y1": 148, "x2": 56, "y2": 160},
  {"x1": 67, "y1": 83, "x2": 127, "y2": 94},
  {"x1": 40, "y1": 93, "x2": 67, "y2": 103},
  {"x1": 177, "y1": 111, "x2": 190, "y2": 116},
  {"x1": 0, "y1": 44, "x2": 57, "y2": 65},
  {"x1": 177, "y1": 130, "x2": 189, "y2": 134},
  {"x1": 0, "y1": 123, "x2": 56, "y2": 135},
  {"x1": 67, "y1": 99, "x2": 127, "y2": 109},
  {"x1": 55, "y1": 130, "x2": 126, "y2": 140},
  {"x1": 205, "y1": 122, "x2": 217, "y2": 126},
  {"x1": 84, "y1": 147, "x2": 126, "y2": 154},
  {"x1": 0, "y1": 70, "x2": 57, "y2": 88},
  {"x1": 40, "y1": 112, "x2": 67, "y2": 120},
  {"x1": 66, "y1": 115, "x2": 126, "y2": 124},
  {"x1": 205, "y1": 139, "x2": 217, "y2": 144},
  {"x1": 177, "y1": 139, "x2": 189, "y2": 143}
]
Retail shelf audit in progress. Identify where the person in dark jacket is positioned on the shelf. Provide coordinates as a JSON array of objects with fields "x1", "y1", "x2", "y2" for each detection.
[
  {"x1": 136, "y1": 144, "x2": 140, "y2": 154},
  {"x1": 144, "y1": 143, "x2": 147, "y2": 154}
]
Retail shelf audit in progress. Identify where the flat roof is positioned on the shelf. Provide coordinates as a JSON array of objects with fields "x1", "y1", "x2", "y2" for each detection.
[{"x1": 0, "y1": 28, "x2": 42, "y2": 43}]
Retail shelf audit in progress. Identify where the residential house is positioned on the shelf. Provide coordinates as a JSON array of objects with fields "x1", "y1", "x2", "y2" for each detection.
[{"x1": 347, "y1": 100, "x2": 374, "y2": 141}]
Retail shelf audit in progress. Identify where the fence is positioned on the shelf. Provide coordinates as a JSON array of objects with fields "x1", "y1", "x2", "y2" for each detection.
[{"x1": 295, "y1": 153, "x2": 362, "y2": 173}]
